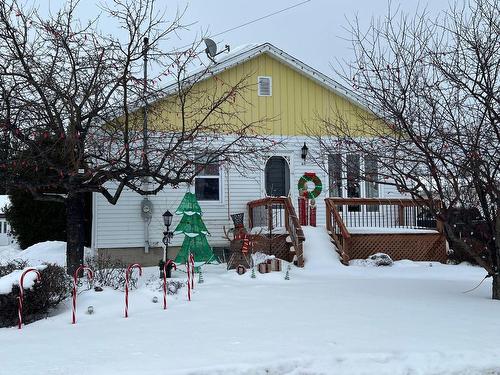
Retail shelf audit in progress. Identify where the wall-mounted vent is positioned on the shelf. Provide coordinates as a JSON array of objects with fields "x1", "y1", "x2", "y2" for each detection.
[{"x1": 258, "y1": 76, "x2": 272, "y2": 96}]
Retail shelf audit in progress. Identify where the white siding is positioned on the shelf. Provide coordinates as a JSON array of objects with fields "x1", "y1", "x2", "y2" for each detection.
[
  {"x1": 93, "y1": 137, "x2": 407, "y2": 250},
  {"x1": 0, "y1": 218, "x2": 10, "y2": 246}
]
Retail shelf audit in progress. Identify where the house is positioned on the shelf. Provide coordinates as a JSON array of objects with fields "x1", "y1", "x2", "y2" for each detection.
[
  {"x1": 91, "y1": 43, "x2": 445, "y2": 266},
  {"x1": 0, "y1": 195, "x2": 11, "y2": 246}
]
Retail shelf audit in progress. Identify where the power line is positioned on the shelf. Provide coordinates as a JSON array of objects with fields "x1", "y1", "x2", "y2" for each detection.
[
  {"x1": 174, "y1": 0, "x2": 312, "y2": 51},
  {"x1": 210, "y1": 0, "x2": 312, "y2": 39}
]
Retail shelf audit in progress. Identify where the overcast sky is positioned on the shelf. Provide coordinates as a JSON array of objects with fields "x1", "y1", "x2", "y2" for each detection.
[{"x1": 45, "y1": 0, "x2": 452, "y2": 78}]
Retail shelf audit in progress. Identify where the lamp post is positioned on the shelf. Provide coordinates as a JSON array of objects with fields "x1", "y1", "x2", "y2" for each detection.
[{"x1": 159, "y1": 210, "x2": 174, "y2": 278}]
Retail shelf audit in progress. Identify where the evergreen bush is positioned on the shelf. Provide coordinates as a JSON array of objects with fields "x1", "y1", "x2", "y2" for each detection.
[
  {"x1": 0, "y1": 263, "x2": 71, "y2": 328},
  {"x1": 4, "y1": 190, "x2": 66, "y2": 249}
]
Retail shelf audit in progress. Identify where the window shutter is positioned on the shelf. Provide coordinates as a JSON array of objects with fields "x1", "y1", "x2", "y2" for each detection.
[{"x1": 258, "y1": 76, "x2": 272, "y2": 96}]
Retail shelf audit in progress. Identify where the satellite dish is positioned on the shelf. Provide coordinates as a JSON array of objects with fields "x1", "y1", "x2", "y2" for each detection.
[
  {"x1": 203, "y1": 38, "x2": 230, "y2": 63},
  {"x1": 204, "y1": 38, "x2": 218, "y2": 58}
]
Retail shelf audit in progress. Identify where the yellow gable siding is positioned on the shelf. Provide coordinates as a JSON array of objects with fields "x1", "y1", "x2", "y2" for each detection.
[
  {"x1": 211, "y1": 53, "x2": 364, "y2": 135},
  {"x1": 147, "y1": 53, "x2": 369, "y2": 136}
]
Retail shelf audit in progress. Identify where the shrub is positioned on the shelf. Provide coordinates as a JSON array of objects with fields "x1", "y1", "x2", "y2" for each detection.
[
  {"x1": 4, "y1": 190, "x2": 66, "y2": 249},
  {"x1": 0, "y1": 259, "x2": 29, "y2": 277},
  {"x1": 84, "y1": 254, "x2": 137, "y2": 291},
  {"x1": 0, "y1": 263, "x2": 71, "y2": 328}
]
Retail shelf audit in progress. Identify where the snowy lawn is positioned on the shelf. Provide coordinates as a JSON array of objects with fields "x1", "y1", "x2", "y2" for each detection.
[{"x1": 1, "y1": 227, "x2": 499, "y2": 375}]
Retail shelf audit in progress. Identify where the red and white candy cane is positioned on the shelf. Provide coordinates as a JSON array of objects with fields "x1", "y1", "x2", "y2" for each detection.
[
  {"x1": 163, "y1": 260, "x2": 177, "y2": 310},
  {"x1": 189, "y1": 253, "x2": 195, "y2": 290},
  {"x1": 186, "y1": 258, "x2": 191, "y2": 301},
  {"x1": 18, "y1": 268, "x2": 42, "y2": 329},
  {"x1": 124, "y1": 263, "x2": 142, "y2": 318},
  {"x1": 72, "y1": 265, "x2": 94, "y2": 324}
]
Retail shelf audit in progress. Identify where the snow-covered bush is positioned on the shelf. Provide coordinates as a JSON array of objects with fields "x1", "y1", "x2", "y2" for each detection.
[
  {"x1": 368, "y1": 253, "x2": 394, "y2": 266},
  {"x1": 145, "y1": 276, "x2": 184, "y2": 295},
  {"x1": 349, "y1": 253, "x2": 394, "y2": 267},
  {"x1": 167, "y1": 280, "x2": 184, "y2": 295},
  {"x1": 0, "y1": 259, "x2": 28, "y2": 277},
  {"x1": 84, "y1": 254, "x2": 137, "y2": 291},
  {"x1": 0, "y1": 263, "x2": 71, "y2": 328}
]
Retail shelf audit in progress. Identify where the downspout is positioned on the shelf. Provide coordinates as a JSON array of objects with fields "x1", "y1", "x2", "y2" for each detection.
[
  {"x1": 91, "y1": 192, "x2": 97, "y2": 256},
  {"x1": 144, "y1": 211, "x2": 150, "y2": 254},
  {"x1": 227, "y1": 166, "x2": 230, "y2": 220}
]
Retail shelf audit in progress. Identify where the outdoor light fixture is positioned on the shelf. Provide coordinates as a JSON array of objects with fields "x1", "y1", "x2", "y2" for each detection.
[
  {"x1": 160, "y1": 210, "x2": 174, "y2": 278},
  {"x1": 162, "y1": 210, "x2": 173, "y2": 227},
  {"x1": 301, "y1": 142, "x2": 309, "y2": 161}
]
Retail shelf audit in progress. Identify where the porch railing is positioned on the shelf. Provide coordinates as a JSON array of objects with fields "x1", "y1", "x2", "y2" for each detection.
[
  {"x1": 248, "y1": 197, "x2": 305, "y2": 267},
  {"x1": 325, "y1": 198, "x2": 443, "y2": 261}
]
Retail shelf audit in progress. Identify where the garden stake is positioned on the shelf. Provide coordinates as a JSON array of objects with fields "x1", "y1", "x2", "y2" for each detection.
[
  {"x1": 18, "y1": 268, "x2": 41, "y2": 329},
  {"x1": 163, "y1": 260, "x2": 177, "y2": 310},
  {"x1": 124, "y1": 263, "x2": 142, "y2": 318},
  {"x1": 72, "y1": 265, "x2": 94, "y2": 324}
]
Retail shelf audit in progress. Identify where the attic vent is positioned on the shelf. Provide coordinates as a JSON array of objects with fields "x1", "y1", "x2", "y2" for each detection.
[{"x1": 258, "y1": 76, "x2": 272, "y2": 96}]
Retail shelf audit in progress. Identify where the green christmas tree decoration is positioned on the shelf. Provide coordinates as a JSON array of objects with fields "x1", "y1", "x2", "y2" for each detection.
[
  {"x1": 174, "y1": 192, "x2": 216, "y2": 265},
  {"x1": 174, "y1": 213, "x2": 209, "y2": 237},
  {"x1": 175, "y1": 192, "x2": 202, "y2": 216}
]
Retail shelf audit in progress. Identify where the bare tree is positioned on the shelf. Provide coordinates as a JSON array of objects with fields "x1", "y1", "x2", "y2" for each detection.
[
  {"x1": 310, "y1": 0, "x2": 500, "y2": 298},
  {"x1": 0, "y1": 0, "x2": 275, "y2": 274}
]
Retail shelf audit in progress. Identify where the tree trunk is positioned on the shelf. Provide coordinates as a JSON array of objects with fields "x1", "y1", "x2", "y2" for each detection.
[
  {"x1": 494, "y1": 206, "x2": 500, "y2": 300},
  {"x1": 493, "y1": 275, "x2": 500, "y2": 300},
  {"x1": 66, "y1": 192, "x2": 85, "y2": 276}
]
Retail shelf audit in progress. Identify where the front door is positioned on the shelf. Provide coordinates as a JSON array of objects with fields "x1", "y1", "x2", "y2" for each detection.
[{"x1": 265, "y1": 156, "x2": 290, "y2": 197}]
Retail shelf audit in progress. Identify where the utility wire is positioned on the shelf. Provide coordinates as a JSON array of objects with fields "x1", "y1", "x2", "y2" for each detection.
[
  {"x1": 210, "y1": 0, "x2": 312, "y2": 39},
  {"x1": 173, "y1": 0, "x2": 312, "y2": 51}
]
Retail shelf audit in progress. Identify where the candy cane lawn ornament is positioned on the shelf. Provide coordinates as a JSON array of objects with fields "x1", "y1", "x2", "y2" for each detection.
[
  {"x1": 189, "y1": 253, "x2": 195, "y2": 290},
  {"x1": 124, "y1": 263, "x2": 142, "y2": 318},
  {"x1": 72, "y1": 265, "x2": 94, "y2": 324},
  {"x1": 18, "y1": 268, "x2": 42, "y2": 329},
  {"x1": 186, "y1": 258, "x2": 191, "y2": 301},
  {"x1": 163, "y1": 260, "x2": 177, "y2": 310}
]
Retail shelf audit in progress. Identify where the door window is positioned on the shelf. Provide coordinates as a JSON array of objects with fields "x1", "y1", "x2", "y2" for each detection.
[{"x1": 265, "y1": 156, "x2": 290, "y2": 197}]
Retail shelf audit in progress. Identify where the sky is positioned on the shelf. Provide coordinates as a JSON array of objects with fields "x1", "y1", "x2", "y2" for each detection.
[{"x1": 44, "y1": 0, "x2": 453, "y2": 78}]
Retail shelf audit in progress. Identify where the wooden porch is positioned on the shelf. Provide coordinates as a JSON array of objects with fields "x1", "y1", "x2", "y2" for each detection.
[
  {"x1": 325, "y1": 198, "x2": 447, "y2": 264},
  {"x1": 247, "y1": 197, "x2": 305, "y2": 267}
]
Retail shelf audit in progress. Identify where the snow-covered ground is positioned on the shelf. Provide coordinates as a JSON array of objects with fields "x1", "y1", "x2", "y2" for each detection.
[{"x1": 1, "y1": 227, "x2": 499, "y2": 375}]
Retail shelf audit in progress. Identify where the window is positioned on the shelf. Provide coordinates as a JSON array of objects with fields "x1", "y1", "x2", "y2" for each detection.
[
  {"x1": 346, "y1": 154, "x2": 361, "y2": 211},
  {"x1": 194, "y1": 158, "x2": 221, "y2": 201},
  {"x1": 258, "y1": 76, "x2": 272, "y2": 96},
  {"x1": 328, "y1": 153, "x2": 342, "y2": 197},
  {"x1": 365, "y1": 156, "x2": 379, "y2": 212},
  {"x1": 328, "y1": 153, "x2": 379, "y2": 211},
  {"x1": 265, "y1": 156, "x2": 290, "y2": 196}
]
